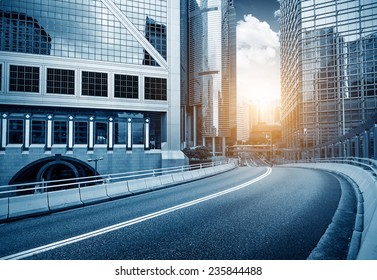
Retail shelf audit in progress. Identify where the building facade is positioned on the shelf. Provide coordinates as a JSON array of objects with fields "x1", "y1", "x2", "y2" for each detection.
[
  {"x1": 181, "y1": 0, "x2": 237, "y2": 156},
  {"x1": 280, "y1": 0, "x2": 377, "y2": 157},
  {"x1": 0, "y1": 0, "x2": 184, "y2": 186}
]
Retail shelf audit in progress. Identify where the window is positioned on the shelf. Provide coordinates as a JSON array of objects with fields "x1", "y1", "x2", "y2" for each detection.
[
  {"x1": 114, "y1": 122, "x2": 127, "y2": 144},
  {"x1": 74, "y1": 121, "x2": 88, "y2": 144},
  {"x1": 82, "y1": 71, "x2": 108, "y2": 97},
  {"x1": 47, "y1": 68, "x2": 75, "y2": 95},
  {"x1": 31, "y1": 120, "x2": 46, "y2": 144},
  {"x1": 114, "y1": 74, "x2": 138, "y2": 99},
  {"x1": 132, "y1": 122, "x2": 144, "y2": 145},
  {"x1": 8, "y1": 119, "x2": 24, "y2": 144},
  {"x1": 144, "y1": 77, "x2": 167, "y2": 100},
  {"x1": 95, "y1": 122, "x2": 107, "y2": 144},
  {"x1": 9, "y1": 65, "x2": 39, "y2": 92},
  {"x1": 53, "y1": 121, "x2": 67, "y2": 144}
]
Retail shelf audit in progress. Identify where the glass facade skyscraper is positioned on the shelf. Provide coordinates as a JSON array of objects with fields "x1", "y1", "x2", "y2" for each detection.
[
  {"x1": 280, "y1": 0, "x2": 377, "y2": 154},
  {"x1": 182, "y1": 0, "x2": 237, "y2": 156},
  {"x1": 0, "y1": 0, "x2": 184, "y2": 186}
]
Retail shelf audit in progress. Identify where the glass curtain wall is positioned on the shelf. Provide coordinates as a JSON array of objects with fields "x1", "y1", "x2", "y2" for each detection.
[
  {"x1": 281, "y1": 0, "x2": 377, "y2": 151},
  {"x1": 187, "y1": 0, "x2": 236, "y2": 154},
  {"x1": 0, "y1": 0, "x2": 167, "y2": 65}
]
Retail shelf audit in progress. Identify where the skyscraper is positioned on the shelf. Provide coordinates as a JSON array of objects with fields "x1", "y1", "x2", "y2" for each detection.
[
  {"x1": 280, "y1": 0, "x2": 377, "y2": 156},
  {"x1": 0, "y1": 0, "x2": 184, "y2": 186},
  {"x1": 181, "y1": 0, "x2": 237, "y2": 156}
]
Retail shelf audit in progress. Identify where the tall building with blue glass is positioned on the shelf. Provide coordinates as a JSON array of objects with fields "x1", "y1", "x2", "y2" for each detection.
[
  {"x1": 280, "y1": 0, "x2": 377, "y2": 156},
  {"x1": 0, "y1": 0, "x2": 184, "y2": 185},
  {"x1": 181, "y1": 0, "x2": 237, "y2": 156}
]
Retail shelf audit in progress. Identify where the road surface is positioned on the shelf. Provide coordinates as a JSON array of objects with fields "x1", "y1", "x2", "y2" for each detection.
[{"x1": 0, "y1": 166, "x2": 356, "y2": 260}]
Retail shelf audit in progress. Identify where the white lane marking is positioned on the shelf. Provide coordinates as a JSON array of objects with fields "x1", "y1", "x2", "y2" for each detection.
[{"x1": 1, "y1": 168, "x2": 272, "y2": 260}]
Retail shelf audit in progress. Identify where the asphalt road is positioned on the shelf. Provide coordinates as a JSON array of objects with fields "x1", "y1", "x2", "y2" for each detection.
[{"x1": 0, "y1": 166, "x2": 356, "y2": 260}]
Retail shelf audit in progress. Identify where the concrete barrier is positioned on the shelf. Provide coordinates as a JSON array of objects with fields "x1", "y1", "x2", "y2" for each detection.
[
  {"x1": 158, "y1": 174, "x2": 174, "y2": 186},
  {"x1": 8, "y1": 193, "x2": 49, "y2": 219},
  {"x1": 80, "y1": 184, "x2": 110, "y2": 204},
  {"x1": 198, "y1": 168, "x2": 206, "y2": 177},
  {"x1": 48, "y1": 188, "x2": 83, "y2": 211},
  {"x1": 188, "y1": 170, "x2": 201, "y2": 179},
  {"x1": 128, "y1": 178, "x2": 148, "y2": 193},
  {"x1": 0, "y1": 162, "x2": 237, "y2": 221},
  {"x1": 145, "y1": 177, "x2": 162, "y2": 189},
  {"x1": 204, "y1": 167, "x2": 216, "y2": 175},
  {"x1": 182, "y1": 171, "x2": 193, "y2": 180},
  {"x1": 172, "y1": 172, "x2": 184, "y2": 182},
  {"x1": 0, "y1": 197, "x2": 9, "y2": 221},
  {"x1": 105, "y1": 181, "x2": 130, "y2": 198}
]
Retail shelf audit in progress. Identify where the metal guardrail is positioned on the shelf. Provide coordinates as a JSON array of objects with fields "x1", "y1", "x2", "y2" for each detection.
[
  {"x1": 0, "y1": 160, "x2": 231, "y2": 198},
  {"x1": 295, "y1": 157, "x2": 377, "y2": 178}
]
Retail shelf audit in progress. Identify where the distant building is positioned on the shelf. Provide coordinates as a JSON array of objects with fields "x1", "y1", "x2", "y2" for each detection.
[
  {"x1": 181, "y1": 0, "x2": 237, "y2": 156},
  {"x1": 0, "y1": 1, "x2": 184, "y2": 186},
  {"x1": 280, "y1": 0, "x2": 377, "y2": 157},
  {"x1": 237, "y1": 101, "x2": 250, "y2": 143},
  {"x1": 249, "y1": 123, "x2": 282, "y2": 146}
]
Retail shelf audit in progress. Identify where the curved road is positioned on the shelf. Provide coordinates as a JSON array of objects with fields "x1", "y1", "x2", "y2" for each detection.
[{"x1": 0, "y1": 166, "x2": 356, "y2": 260}]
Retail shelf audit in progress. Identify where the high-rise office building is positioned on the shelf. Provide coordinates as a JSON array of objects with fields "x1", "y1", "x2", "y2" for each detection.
[
  {"x1": 181, "y1": 0, "x2": 237, "y2": 156},
  {"x1": 0, "y1": 0, "x2": 184, "y2": 186},
  {"x1": 280, "y1": 0, "x2": 377, "y2": 154}
]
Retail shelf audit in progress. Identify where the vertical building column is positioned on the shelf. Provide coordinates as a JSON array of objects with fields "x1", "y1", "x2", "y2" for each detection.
[
  {"x1": 212, "y1": 137, "x2": 216, "y2": 157},
  {"x1": 144, "y1": 118, "x2": 150, "y2": 150},
  {"x1": 339, "y1": 142, "x2": 343, "y2": 158},
  {"x1": 193, "y1": 106, "x2": 197, "y2": 147},
  {"x1": 46, "y1": 114, "x2": 53, "y2": 151},
  {"x1": 127, "y1": 118, "x2": 132, "y2": 150},
  {"x1": 68, "y1": 115, "x2": 74, "y2": 151},
  {"x1": 108, "y1": 117, "x2": 114, "y2": 151},
  {"x1": 346, "y1": 139, "x2": 351, "y2": 158},
  {"x1": 24, "y1": 114, "x2": 31, "y2": 151},
  {"x1": 374, "y1": 123, "x2": 377, "y2": 159},
  {"x1": 363, "y1": 130, "x2": 370, "y2": 158},
  {"x1": 324, "y1": 145, "x2": 328, "y2": 159},
  {"x1": 355, "y1": 135, "x2": 360, "y2": 158},
  {"x1": 89, "y1": 116, "x2": 94, "y2": 151},
  {"x1": 222, "y1": 137, "x2": 226, "y2": 156},
  {"x1": 331, "y1": 144, "x2": 335, "y2": 158},
  {"x1": 1, "y1": 113, "x2": 8, "y2": 151}
]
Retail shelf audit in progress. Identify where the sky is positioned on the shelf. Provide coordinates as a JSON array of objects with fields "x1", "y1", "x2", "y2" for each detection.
[{"x1": 234, "y1": 0, "x2": 281, "y2": 103}]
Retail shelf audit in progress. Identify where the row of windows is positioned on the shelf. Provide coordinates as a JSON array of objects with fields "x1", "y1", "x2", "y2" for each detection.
[
  {"x1": 5, "y1": 119, "x2": 153, "y2": 147},
  {"x1": 0, "y1": 64, "x2": 167, "y2": 100}
]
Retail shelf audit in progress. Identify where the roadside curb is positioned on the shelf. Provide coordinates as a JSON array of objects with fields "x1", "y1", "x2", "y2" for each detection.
[{"x1": 284, "y1": 163, "x2": 377, "y2": 260}]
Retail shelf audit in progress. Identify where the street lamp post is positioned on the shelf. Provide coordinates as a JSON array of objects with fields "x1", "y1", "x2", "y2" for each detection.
[{"x1": 88, "y1": 157, "x2": 103, "y2": 174}]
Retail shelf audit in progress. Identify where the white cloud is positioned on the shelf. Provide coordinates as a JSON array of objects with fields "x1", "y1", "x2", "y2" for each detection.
[{"x1": 237, "y1": 14, "x2": 280, "y2": 102}]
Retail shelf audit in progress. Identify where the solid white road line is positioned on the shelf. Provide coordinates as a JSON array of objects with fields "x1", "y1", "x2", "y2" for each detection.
[{"x1": 1, "y1": 167, "x2": 272, "y2": 260}]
